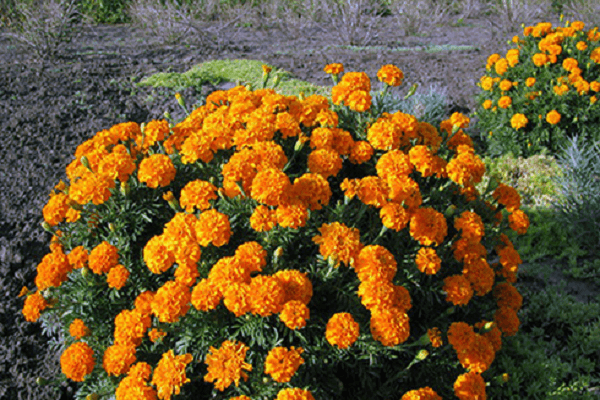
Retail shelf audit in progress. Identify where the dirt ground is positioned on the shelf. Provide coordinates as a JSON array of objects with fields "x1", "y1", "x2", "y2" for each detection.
[{"x1": 0, "y1": 13, "x2": 574, "y2": 400}]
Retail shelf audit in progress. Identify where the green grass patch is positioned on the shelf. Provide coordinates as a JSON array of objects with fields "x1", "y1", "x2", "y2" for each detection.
[{"x1": 137, "y1": 59, "x2": 330, "y2": 97}]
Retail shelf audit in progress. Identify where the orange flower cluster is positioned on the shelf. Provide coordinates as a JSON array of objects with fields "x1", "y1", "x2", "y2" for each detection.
[
  {"x1": 275, "y1": 388, "x2": 315, "y2": 400},
  {"x1": 60, "y1": 341, "x2": 96, "y2": 382},
  {"x1": 103, "y1": 343, "x2": 137, "y2": 376},
  {"x1": 204, "y1": 340, "x2": 252, "y2": 391},
  {"x1": 332, "y1": 71, "x2": 372, "y2": 112},
  {"x1": 69, "y1": 318, "x2": 90, "y2": 340},
  {"x1": 115, "y1": 362, "x2": 157, "y2": 400},
  {"x1": 264, "y1": 346, "x2": 305, "y2": 382},
  {"x1": 22, "y1": 292, "x2": 49, "y2": 322},
  {"x1": 151, "y1": 350, "x2": 193, "y2": 400},
  {"x1": 312, "y1": 222, "x2": 362, "y2": 267},
  {"x1": 377, "y1": 64, "x2": 404, "y2": 87},
  {"x1": 401, "y1": 387, "x2": 442, "y2": 400}
]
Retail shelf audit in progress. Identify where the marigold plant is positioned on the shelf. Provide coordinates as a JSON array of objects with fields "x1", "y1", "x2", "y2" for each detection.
[
  {"x1": 22, "y1": 64, "x2": 528, "y2": 400},
  {"x1": 476, "y1": 19, "x2": 600, "y2": 157}
]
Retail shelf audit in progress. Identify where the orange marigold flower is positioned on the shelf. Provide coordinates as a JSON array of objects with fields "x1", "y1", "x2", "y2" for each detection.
[
  {"x1": 69, "y1": 318, "x2": 90, "y2": 340},
  {"x1": 324, "y1": 63, "x2": 344, "y2": 75},
  {"x1": 356, "y1": 176, "x2": 389, "y2": 208},
  {"x1": 98, "y1": 144, "x2": 136, "y2": 182},
  {"x1": 376, "y1": 149, "x2": 413, "y2": 180},
  {"x1": 67, "y1": 246, "x2": 88, "y2": 270},
  {"x1": 307, "y1": 148, "x2": 343, "y2": 178},
  {"x1": 22, "y1": 292, "x2": 49, "y2": 322},
  {"x1": 191, "y1": 278, "x2": 222, "y2": 311},
  {"x1": 510, "y1": 113, "x2": 528, "y2": 130},
  {"x1": 508, "y1": 209, "x2": 529, "y2": 234},
  {"x1": 448, "y1": 322, "x2": 476, "y2": 351},
  {"x1": 428, "y1": 327, "x2": 443, "y2": 348},
  {"x1": 494, "y1": 306, "x2": 520, "y2": 336},
  {"x1": 60, "y1": 342, "x2": 95, "y2": 382},
  {"x1": 370, "y1": 307, "x2": 410, "y2": 346},
  {"x1": 143, "y1": 235, "x2": 175, "y2": 274},
  {"x1": 325, "y1": 312, "x2": 360, "y2": 349},
  {"x1": 315, "y1": 109, "x2": 339, "y2": 128},
  {"x1": 249, "y1": 275, "x2": 285, "y2": 316},
  {"x1": 497, "y1": 95, "x2": 512, "y2": 109},
  {"x1": 577, "y1": 41, "x2": 588, "y2": 50},
  {"x1": 377, "y1": 64, "x2": 404, "y2": 87},
  {"x1": 456, "y1": 333, "x2": 495, "y2": 373},
  {"x1": 454, "y1": 211, "x2": 485, "y2": 242},
  {"x1": 493, "y1": 282, "x2": 523, "y2": 311},
  {"x1": 492, "y1": 183, "x2": 521, "y2": 212},
  {"x1": 88, "y1": 241, "x2": 119, "y2": 275},
  {"x1": 137, "y1": 154, "x2": 176, "y2": 189},
  {"x1": 43, "y1": 192, "x2": 70, "y2": 226},
  {"x1": 359, "y1": 280, "x2": 411, "y2": 312},
  {"x1": 204, "y1": 340, "x2": 252, "y2": 391},
  {"x1": 454, "y1": 372, "x2": 487, "y2": 400},
  {"x1": 134, "y1": 290, "x2": 155, "y2": 316},
  {"x1": 114, "y1": 309, "x2": 151, "y2": 346},
  {"x1": 463, "y1": 256, "x2": 495, "y2": 296},
  {"x1": 195, "y1": 209, "x2": 231, "y2": 247},
  {"x1": 69, "y1": 171, "x2": 115, "y2": 206},
  {"x1": 116, "y1": 368, "x2": 157, "y2": 400},
  {"x1": 180, "y1": 180, "x2": 218, "y2": 212},
  {"x1": 149, "y1": 328, "x2": 167, "y2": 343},
  {"x1": 415, "y1": 247, "x2": 441, "y2": 275},
  {"x1": 546, "y1": 109, "x2": 562, "y2": 125},
  {"x1": 494, "y1": 58, "x2": 508, "y2": 75},
  {"x1": 174, "y1": 262, "x2": 199, "y2": 287},
  {"x1": 312, "y1": 222, "x2": 362, "y2": 267},
  {"x1": 591, "y1": 48, "x2": 600, "y2": 63},
  {"x1": 264, "y1": 346, "x2": 305, "y2": 383},
  {"x1": 107, "y1": 264, "x2": 130, "y2": 290},
  {"x1": 480, "y1": 76, "x2": 494, "y2": 91},
  {"x1": 235, "y1": 241, "x2": 267, "y2": 274},
  {"x1": 349, "y1": 140, "x2": 374, "y2": 164},
  {"x1": 35, "y1": 247, "x2": 72, "y2": 291},
  {"x1": 526, "y1": 77, "x2": 536, "y2": 87},
  {"x1": 291, "y1": 173, "x2": 332, "y2": 211},
  {"x1": 401, "y1": 387, "x2": 442, "y2": 400},
  {"x1": 443, "y1": 275, "x2": 474, "y2": 306},
  {"x1": 486, "y1": 53, "x2": 501, "y2": 69},
  {"x1": 446, "y1": 145, "x2": 486, "y2": 187},
  {"x1": 408, "y1": 145, "x2": 446, "y2": 178},
  {"x1": 151, "y1": 281, "x2": 191, "y2": 323},
  {"x1": 152, "y1": 350, "x2": 193, "y2": 400},
  {"x1": 103, "y1": 343, "x2": 137, "y2": 376},
  {"x1": 250, "y1": 205, "x2": 277, "y2": 232},
  {"x1": 251, "y1": 168, "x2": 291, "y2": 206},
  {"x1": 409, "y1": 207, "x2": 448, "y2": 247},
  {"x1": 506, "y1": 48, "x2": 519, "y2": 67},
  {"x1": 274, "y1": 270, "x2": 313, "y2": 305},
  {"x1": 355, "y1": 245, "x2": 397, "y2": 282},
  {"x1": 532, "y1": 53, "x2": 548, "y2": 66},
  {"x1": 279, "y1": 300, "x2": 310, "y2": 330},
  {"x1": 380, "y1": 203, "x2": 410, "y2": 231},
  {"x1": 223, "y1": 282, "x2": 252, "y2": 317},
  {"x1": 136, "y1": 119, "x2": 169, "y2": 151},
  {"x1": 482, "y1": 99, "x2": 492, "y2": 110},
  {"x1": 276, "y1": 202, "x2": 309, "y2": 229},
  {"x1": 275, "y1": 388, "x2": 315, "y2": 400}
]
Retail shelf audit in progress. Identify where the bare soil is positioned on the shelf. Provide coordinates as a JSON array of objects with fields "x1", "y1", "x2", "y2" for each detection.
[{"x1": 0, "y1": 15, "x2": 592, "y2": 400}]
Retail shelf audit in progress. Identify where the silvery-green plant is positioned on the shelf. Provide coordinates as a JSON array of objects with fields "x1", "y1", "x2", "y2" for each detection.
[{"x1": 550, "y1": 135, "x2": 600, "y2": 257}]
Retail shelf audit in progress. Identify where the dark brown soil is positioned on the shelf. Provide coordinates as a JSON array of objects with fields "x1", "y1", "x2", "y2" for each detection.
[{"x1": 0, "y1": 15, "x2": 565, "y2": 399}]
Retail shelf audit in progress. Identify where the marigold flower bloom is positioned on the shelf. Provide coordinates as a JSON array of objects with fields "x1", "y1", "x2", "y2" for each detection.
[
  {"x1": 456, "y1": 333, "x2": 495, "y2": 373},
  {"x1": 312, "y1": 222, "x2": 362, "y2": 267},
  {"x1": 493, "y1": 282, "x2": 523, "y2": 311},
  {"x1": 377, "y1": 150, "x2": 414, "y2": 180},
  {"x1": 143, "y1": 235, "x2": 175, "y2": 274},
  {"x1": 195, "y1": 209, "x2": 231, "y2": 247},
  {"x1": 274, "y1": 270, "x2": 313, "y2": 304},
  {"x1": 148, "y1": 328, "x2": 167, "y2": 343},
  {"x1": 486, "y1": 53, "x2": 501, "y2": 69},
  {"x1": 355, "y1": 245, "x2": 398, "y2": 282},
  {"x1": 497, "y1": 95, "x2": 512, "y2": 109},
  {"x1": 35, "y1": 247, "x2": 72, "y2": 290},
  {"x1": 250, "y1": 205, "x2": 277, "y2": 232},
  {"x1": 152, "y1": 350, "x2": 193, "y2": 400},
  {"x1": 454, "y1": 372, "x2": 487, "y2": 400},
  {"x1": 88, "y1": 241, "x2": 119, "y2": 275},
  {"x1": 137, "y1": 154, "x2": 176, "y2": 189},
  {"x1": 249, "y1": 275, "x2": 285, "y2": 316},
  {"x1": 264, "y1": 346, "x2": 305, "y2": 383},
  {"x1": 545, "y1": 109, "x2": 561, "y2": 124},
  {"x1": 103, "y1": 343, "x2": 137, "y2": 376},
  {"x1": 307, "y1": 148, "x2": 343, "y2": 178},
  {"x1": 532, "y1": 53, "x2": 548, "y2": 66},
  {"x1": 591, "y1": 48, "x2": 600, "y2": 63},
  {"x1": 415, "y1": 247, "x2": 441, "y2": 275},
  {"x1": 526, "y1": 77, "x2": 536, "y2": 87},
  {"x1": 480, "y1": 76, "x2": 494, "y2": 91},
  {"x1": 380, "y1": 203, "x2": 410, "y2": 231},
  {"x1": 69, "y1": 318, "x2": 90, "y2": 340},
  {"x1": 60, "y1": 342, "x2": 95, "y2": 382},
  {"x1": 446, "y1": 145, "x2": 486, "y2": 187},
  {"x1": 443, "y1": 275, "x2": 474, "y2": 306},
  {"x1": 114, "y1": 309, "x2": 150, "y2": 346},
  {"x1": 315, "y1": 109, "x2": 339, "y2": 128},
  {"x1": 291, "y1": 173, "x2": 332, "y2": 211},
  {"x1": 409, "y1": 207, "x2": 448, "y2": 247},
  {"x1": 223, "y1": 283, "x2": 252, "y2": 317},
  {"x1": 151, "y1": 281, "x2": 191, "y2": 323},
  {"x1": 506, "y1": 48, "x2": 519, "y2": 67},
  {"x1": 67, "y1": 246, "x2": 88, "y2": 270},
  {"x1": 377, "y1": 64, "x2": 404, "y2": 87},
  {"x1": 577, "y1": 41, "x2": 588, "y2": 50},
  {"x1": 370, "y1": 307, "x2": 410, "y2": 346},
  {"x1": 98, "y1": 144, "x2": 136, "y2": 182},
  {"x1": 454, "y1": 211, "x2": 485, "y2": 242},
  {"x1": 510, "y1": 113, "x2": 528, "y2": 130},
  {"x1": 204, "y1": 340, "x2": 252, "y2": 391},
  {"x1": 134, "y1": 291, "x2": 155, "y2": 316},
  {"x1": 324, "y1": 63, "x2": 344, "y2": 75},
  {"x1": 179, "y1": 180, "x2": 218, "y2": 212},
  {"x1": 492, "y1": 183, "x2": 521, "y2": 212},
  {"x1": 107, "y1": 264, "x2": 130, "y2": 290},
  {"x1": 326, "y1": 312, "x2": 360, "y2": 349},
  {"x1": 349, "y1": 140, "x2": 374, "y2": 164},
  {"x1": 494, "y1": 306, "x2": 520, "y2": 336},
  {"x1": 251, "y1": 168, "x2": 291, "y2": 206},
  {"x1": 508, "y1": 209, "x2": 529, "y2": 234},
  {"x1": 279, "y1": 300, "x2": 310, "y2": 329},
  {"x1": 275, "y1": 388, "x2": 315, "y2": 400},
  {"x1": 401, "y1": 387, "x2": 442, "y2": 400},
  {"x1": 355, "y1": 176, "x2": 388, "y2": 208},
  {"x1": 69, "y1": 171, "x2": 115, "y2": 205},
  {"x1": 191, "y1": 279, "x2": 222, "y2": 311},
  {"x1": 463, "y1": 256, "x2": 495, "y2": 296},
  {"x1": 22, "y1": 292, "x2": 49, "y2": 322},
  {"x1": 428, "y1": 327, "x2": 443, "y2": 348},
  {"x1": 43, "y1": 192, "x2": 70, "y2": 226}
]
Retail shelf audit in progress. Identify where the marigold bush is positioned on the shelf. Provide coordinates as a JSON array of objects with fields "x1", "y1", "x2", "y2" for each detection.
[
  {"x1": 23, "y1": 63, "x2": 528, "y2": 400},
  {"x1": 476, "y1": 19, "x2": 600, "y2": 158}
]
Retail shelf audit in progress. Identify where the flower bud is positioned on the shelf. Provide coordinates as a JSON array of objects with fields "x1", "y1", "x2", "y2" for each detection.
[
  {"x1": 444, "y1": 204, "x2": 457, "y2": 218},
  {"x1": 86, "y1": 394, "x2": 100, "y2": 400},
  {"x1": 274, "y1": 246, "x2": 284, "y2": 259},
  {"x1": 175, "y1": 92, "x2": 186, "y2": 108},
  {"x1": 272, "y1": 74, "x2": 281, "y2": 88},
  {"x1": 120, "y1": 181, "x2": 130, "y2": 197},
  {"x1": 36, "y1": 377, "x2": 48, "y2": 386},
  {"x1": 416, "y1": 349, "x2": 429, "y2": 361},
  {"x1": 80, "y1": 156, "x2": 91, "y2": 171},
  {"x1": 41, "y1": 222, "x2": 54, "y2": 233},
  {"x1": 164, "y1": 111, "x2": 172, "y2": 120},
  {"x1": 404, "y1": 83, "x2": 418, "y2": 99},
  {"x1": 479, "y1": 321, "x2": 496, "y2": 334},
  {"x1": 81, "y1": 267, "x2": 91, "y2": 280}
]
